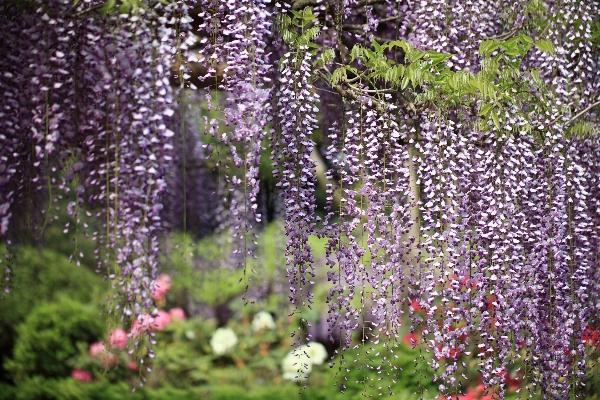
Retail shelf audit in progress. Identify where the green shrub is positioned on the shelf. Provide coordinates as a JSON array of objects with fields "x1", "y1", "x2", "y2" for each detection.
[
  {"x1": 3, "y1": 376, "x2": 144, "y2": 400},
  {"x1": 0, "y1": 246, "x2": 103, "y2": 381},
  {"x1": 5, "y1": 296, "x2": 104, "y2": 382},
  {"x1": 0, "y1": 246, "x2": 103, "y2": 328}
]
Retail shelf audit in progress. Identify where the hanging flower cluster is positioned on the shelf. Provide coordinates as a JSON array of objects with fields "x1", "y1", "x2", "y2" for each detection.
[
  {"x1": 1, "y1": 0, "x2": 599, "y2": 397},
  {"x1": 0, "y1": 0, "x2": 194, "y2": 377}
]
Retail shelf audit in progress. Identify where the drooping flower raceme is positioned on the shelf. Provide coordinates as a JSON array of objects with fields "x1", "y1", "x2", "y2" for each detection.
[{"x1": 1, "y1": 0, "x2": 599, "y2": 397}]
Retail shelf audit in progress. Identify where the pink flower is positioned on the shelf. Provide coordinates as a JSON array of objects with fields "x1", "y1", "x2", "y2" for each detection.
[
  {"x1": 152, "y1": 274, "x2": 172, "y2": 301},
  {"x1": 169, "y1": 307, "x2": 186, "y2": 321},
  {"x1": 89, "y1": 341, "x2": 117, "y2": 367},
  {"x1": 109, "y1": 328, "x2": 128, "y2": 350},
  {"x1": 151, "y1": 310, "x2": 172, "y2": 331},
  {"x1": 127, "y1": 361, "x2": 139, "y2": 372},
  {"x1": 71, "y1": 368, "x2": 92, "y2": 383},
  {"x1": 129, "y1": 314, "x2": 153, "y2": 337},
  {"x1": 89, "y1": 342, "x2": 106, "y2": 358}
]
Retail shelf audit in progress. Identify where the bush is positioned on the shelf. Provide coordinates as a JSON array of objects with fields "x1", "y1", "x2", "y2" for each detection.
[
  {"x1": 4, "y1": 296, "x2": 104, "y2": 382},
  {"x1": 0, "y1": 246, "x2": 103, "y2": 381},
  {"x1": 0, "y1": 246, "x2": 103, "y2": 328}
]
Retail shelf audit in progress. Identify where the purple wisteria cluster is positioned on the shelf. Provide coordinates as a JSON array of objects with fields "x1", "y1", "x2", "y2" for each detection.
[
  {"x1": 272, "y1": 39, "x2": 320, "y2": 316},
  {"x1": 0, "y1": 0, "x2": 196, "y2": 375},
  {"x1": 1, "y1": 0, "x2": 599, "y2": 397},
  {"x1": 194, "y1": 0, "x2": 272, "y2": 279}
]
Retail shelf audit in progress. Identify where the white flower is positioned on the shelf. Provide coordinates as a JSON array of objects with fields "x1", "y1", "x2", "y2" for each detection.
[
  {"x1": 281, "y1": 351, "x2": 312, "y2": 381},
  {"x1": 281, "y1": 342, "x2": 328, "y2": 381},
  {"x1": 299, "y1": 342, "x2": 328, "y2": 365},
  {"x1": 210, "y1": 327, "x2": 238, "y2": 355},
  {"x1": 251, "y1": 311, "x2": 276, "y2": 332}
]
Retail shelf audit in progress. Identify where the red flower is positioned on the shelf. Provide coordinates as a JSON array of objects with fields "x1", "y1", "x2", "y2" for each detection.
[
  {"x1": 445, "y1": 385, "x2": 492, "y2": 400},
  {"x1": 437, "y1": 345, "x2": 461, "y2": 360},
  {"x1": 582, "y1": 327, "x2": 600, "y2": 347},
  {"x1": 90, "y1": 341, "x2": 118, "y2": 367},
  {"x1": 152, "y1": 274, "x2": 172, "y2": 306},
  {"x1": 404, "y1": 333, "x2": 419, "y2": 346},
  {"x1": 127, "y1": 361, "x2": 139, "y2": 372},
  {"x1": 410, "y1": 299, "x2": 423, "y2": 312},
  {"x1": 71, "y1": 368, "x2": 92, "y2": 383},
  {"x1": 498, "y1": 369, "x2": 522, "y2": 392},
  {"x1": 461, "y1": 276, "x2": 478, "y2": 290}
]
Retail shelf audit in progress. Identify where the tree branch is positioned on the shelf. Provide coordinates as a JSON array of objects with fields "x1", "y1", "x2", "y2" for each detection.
[
  {"x1": 291, "y1": 0, "x2": 319, "y2": 10},
  {"x1": 342, "y1": 15, "x2": 402, "y2": 31},
  {"x1": 565, "y1": 100, "x2": 600, "y2": 127}
]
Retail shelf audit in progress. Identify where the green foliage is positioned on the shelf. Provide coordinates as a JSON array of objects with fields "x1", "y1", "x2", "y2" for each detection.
[
  {"x1": 0, "y1": 246, "x2": 103, "y2": 328},
  {"x1": 278, "y1": 7, "x2": 320, "y2": 50},
  {"x1": 306, "y1": 26, "x2": 590, "y2": 140},
  {"x1": 568, "y1": 121, "x2": 598, "y2": 138},
  {"x1": 0, "y1": 246, "x2": 103, "y2": 381},
  {"x1": 164, "y1": 224, "x2": 328, "y2": 308},
  {"x1": 319, "y1": 341, "x2": 437, "y2": 397},
  {"x1": 592, "y1": 18, "x2": 600, "y2": 46},
  {"x1": 148, "y1": 317, "x2": 218, "y2": 388},
  {"x1": 0, "y1": 376, "x2": 144, "y2": 400},
  {"x1": 4, "y1": 296, "x2": 104, "y2": 382}
]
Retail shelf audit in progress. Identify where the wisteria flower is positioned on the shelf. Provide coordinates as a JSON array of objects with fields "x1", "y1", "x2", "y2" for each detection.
[
  {"x1": 71, "y1": 369, "x2": 92, "y2": 383},
  {"x1": 251, "y1": 311, "x2": 275, "y2": 332},
  {"x1": 210, "y1": 327, "x2": 238, "y2": 355}
]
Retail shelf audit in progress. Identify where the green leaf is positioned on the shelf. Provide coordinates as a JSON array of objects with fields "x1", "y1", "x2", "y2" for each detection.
[
  {"x1": 535, "y1": 40, "x2": 555, "y2": 54},
  {"x1": 491, "y1": 109, "x2": 501, "y2": 130},
  {"x1": 331, "y1": 67, "x2": 347, "y2": 86},
  {"x1": 351, "y1": 44, "x2": 364, "y2": 61},
  {"x1": 302, "y1": 11, "x2": 316, "y2": 22},
  {"x1": 401, "y1": 75, "x2": 410, "y2": 90},
  {"x1": 479, "y1": 40, "x2": 499, "y2": 56},
  {"x1": 408, "y1": 49, "x2": 425, "y2": 62},
  {"x1": 530, "y1": 69, "x2": 541, "y2": 86},
  {"x1": 425, "y1": 50, "x2": 452, "y2": 66},
  {"x1": 478, "y1": 103, "x2": 493, "y2": 117},
  {"x1": 519, "y1": 34, "x2": 534, "y2": 44},
  {"x1": 321, "y1": 48, "x2": 335, "y2": 65},
  {"x1": 387, "y1": 40, "x2": 410, "y2": 53},
  {"x1": 290, "y1": 10, "x2": 304, "y2": 19},
  {"x1": 372, "y1": 39, "x2": 382, "y2": 53}
]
